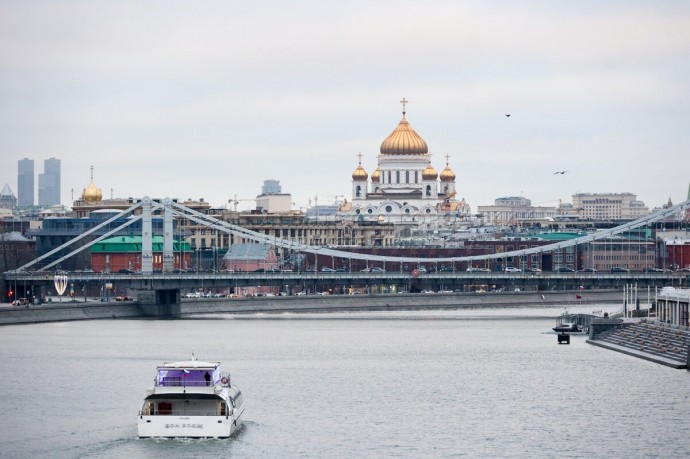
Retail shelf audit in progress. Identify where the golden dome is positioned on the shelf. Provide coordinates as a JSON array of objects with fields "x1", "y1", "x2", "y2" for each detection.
[
  {"x1": 440, "y1": 165, "x2": 456, "y2": 181},
  {"x1": 351, "y1": 158, "x2": 368, "y2": 181},
  {"x1": 422, "y1": 164, "x2": 438, "y2": 180},
  {"x1": 380, "y1": 115, "x2": 429, "y2": 155},
  {"x1": 82, "y1": 166, "x2": 102, "y2": 203},
  {"x1": 371, "y1": 167, "x2": 381, "y2": 182}
]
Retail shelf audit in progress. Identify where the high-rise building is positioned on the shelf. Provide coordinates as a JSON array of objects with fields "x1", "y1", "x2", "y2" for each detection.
[
  {"x1": 261, "y1": 179, "x2": 282, "y2": 195},
  {"x1": 17, "y1": 158, "x2": 34, "y2": 207},
  {"x1": 0, "y1": 184, "x2": 17, "y2": 210},
  {"x1": 38, "y1": 157, "x2": 61, "y2": 206}
]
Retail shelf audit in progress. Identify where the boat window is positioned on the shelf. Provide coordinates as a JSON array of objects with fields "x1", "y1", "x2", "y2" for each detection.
[{"x1": 157, "y1": 369, "x2": 217, "y2": 387}]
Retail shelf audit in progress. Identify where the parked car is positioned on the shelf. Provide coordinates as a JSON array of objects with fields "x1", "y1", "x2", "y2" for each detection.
[
  {"x1": 321, "y1": 267, "x2": 335, "y2": 272},
  {"x1": 467, "y1": 267, "x2": 491, "y2": 272},
  {"x1": 504, "y1": 266, "x2": 522, "y2": 273},
  {"x1": 370, "y1": 267, "x2": 386, "y2": 273},
  {"x1": 611, "y1": 267, "x2": 630, "y2": 273},
  {"x1": 578, "y1": 268, "x2": 597, "y2": 273},
  {"x1": 525, "y1": 267, "x2": 542, "y2": 273},
  {"x1": 556, "y1": 267, "x2": 575, "y2": 273},
  {"x1": 360, "y1": 267, "x2": 371, "y2": 272},
  {"x1": 643, "y1": 267, "x2": 664, "y2": 273}
]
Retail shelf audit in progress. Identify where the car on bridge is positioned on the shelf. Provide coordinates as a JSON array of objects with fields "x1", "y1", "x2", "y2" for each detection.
[
  {"x1": 504, "y1": 266, "x2": 522, "y2": 273},
  {"x1": 370, "y1": 267, "x2": 386, "y2": 273},
  {"x1": 578, "y1": 268, "x2": 598, "y2": 273},
  {"x1": 611, "y1": 267, "x2": 630, "y2": 273},
  {"x1": 321, "y1": 267, "x2": 335, "y2": 272}
]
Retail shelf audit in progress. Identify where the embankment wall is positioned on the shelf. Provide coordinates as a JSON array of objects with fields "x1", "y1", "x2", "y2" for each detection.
[{"x1": 0, "y1": 289, "x2": 622, "y2": 326}]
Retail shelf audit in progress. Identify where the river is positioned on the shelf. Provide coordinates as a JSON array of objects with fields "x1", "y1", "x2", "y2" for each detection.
[{"x1": 0, "y1": 304, "x2": 688, "y2": 458}]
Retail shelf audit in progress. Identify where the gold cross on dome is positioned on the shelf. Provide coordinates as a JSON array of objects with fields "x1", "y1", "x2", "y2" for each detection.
[
  {"x1": 400, "y1": 97, "x2": 408, "y2": 114},
  {"x1": 357, "y1": 152, "x2": 363, "y2": 164}
]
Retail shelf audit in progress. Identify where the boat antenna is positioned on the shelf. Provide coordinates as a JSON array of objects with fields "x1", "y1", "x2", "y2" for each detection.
[{"x1": 192, "y1": 352, "x2": 196, "y2": 361}]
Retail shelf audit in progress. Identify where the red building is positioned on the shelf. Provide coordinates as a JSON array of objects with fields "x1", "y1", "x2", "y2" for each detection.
[
  {"x1": 667, "y1": 239, "x2": 690, "y2": 271},
  {"x1": 90, "y1": 235, "x2": 192, "y2": 273}
]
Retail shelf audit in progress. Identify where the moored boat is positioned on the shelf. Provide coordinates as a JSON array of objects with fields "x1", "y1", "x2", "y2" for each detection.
[
  {"x1": 552, "y1": 322, "x2": 582, "y2": 333},
  {"x1": 137, "y1": 356, "x2": 244, "y2": 438}
]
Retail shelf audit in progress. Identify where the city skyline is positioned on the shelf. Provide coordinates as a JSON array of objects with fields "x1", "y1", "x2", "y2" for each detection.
[{"x1": 1, "y1": 1, "x2": 689, "y2": 211}]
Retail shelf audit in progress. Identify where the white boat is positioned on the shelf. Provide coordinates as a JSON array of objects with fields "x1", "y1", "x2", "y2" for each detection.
[{"x1": 137, "y1": 356, "x2": 244, "y2": 438}]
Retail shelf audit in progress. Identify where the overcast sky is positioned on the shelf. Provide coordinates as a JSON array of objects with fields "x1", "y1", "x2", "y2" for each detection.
[{"x1": 1, "y1": 1, "x2": 689, "y2": 212}]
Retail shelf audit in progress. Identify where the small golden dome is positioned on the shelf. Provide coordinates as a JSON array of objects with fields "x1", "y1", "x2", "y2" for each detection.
[
  {"x1": 82, "y1": 166, "x2": 102, "y2": 203},
  {"x1": 380, "y1": 115, "x2": 429, "y2": 155},
  {"x1": 440, "y1": 165, "x2": 456, "y2": 181},
  {"x1": 422, "y1": 164, "x2": 438, "y2": 180},
  {"x1": 371, "y1": 167, "x2": 381, "y2": 182},
  {"x1": 351, "y1": 159, "x2": 368, "y2": 181},
  {"x1": 83, "y1": 179, "x2": 102, "y2": 203}
]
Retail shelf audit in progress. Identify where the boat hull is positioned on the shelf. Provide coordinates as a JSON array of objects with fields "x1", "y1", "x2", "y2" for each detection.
[{"x1": 137, "y1": 414, "x2": 242, "y2": 438}]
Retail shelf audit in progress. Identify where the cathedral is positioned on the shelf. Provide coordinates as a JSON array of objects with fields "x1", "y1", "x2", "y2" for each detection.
[{"x1": 341, "y1": 99, "x2": 471, "y2": 224}]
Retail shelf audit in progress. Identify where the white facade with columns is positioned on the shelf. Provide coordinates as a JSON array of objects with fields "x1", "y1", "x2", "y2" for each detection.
[{"x1": 342, "y1": 99, "x2": 470, "y2": 225}]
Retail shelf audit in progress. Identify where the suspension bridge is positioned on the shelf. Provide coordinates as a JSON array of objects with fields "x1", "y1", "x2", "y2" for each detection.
[{"x1": 3, "y1": 197, "x2": 689, "y2": 317}]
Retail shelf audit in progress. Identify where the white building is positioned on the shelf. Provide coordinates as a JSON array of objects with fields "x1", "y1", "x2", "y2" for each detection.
[
  {"x1": 477, "y1": 196, "x2": 557, "y2": 226},
  {"x1": 341, "y1": 100, "x2": 471, "y2": 225},
  {"x1": 572, "y1": 192, "x2": 649, "y2": 220}
]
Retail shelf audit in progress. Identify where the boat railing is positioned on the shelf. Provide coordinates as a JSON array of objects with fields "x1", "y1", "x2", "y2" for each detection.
[
  {"x1": 156, "y1": 377, "x2": 215, "y2": 387},
  {"x1": 139, "y1": 409, "x2": 228, "y2": 416}
]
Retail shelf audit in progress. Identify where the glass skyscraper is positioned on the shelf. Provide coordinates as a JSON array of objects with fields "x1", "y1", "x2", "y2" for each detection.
[
  {"x1": 17, "y1": 158, "x2": 34, "y2": 207},
  {"x1": 38, "y1": 157, "x2": 61, "y2": 206}
]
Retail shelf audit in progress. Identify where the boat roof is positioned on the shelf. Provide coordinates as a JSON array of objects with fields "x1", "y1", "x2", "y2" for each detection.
[{"x1": 157, "y1": 360, "x2": 220, "y2": 370}]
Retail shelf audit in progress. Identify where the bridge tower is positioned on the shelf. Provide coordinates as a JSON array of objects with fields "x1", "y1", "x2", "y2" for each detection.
[
  {"x1": 141, "y1": 196, "x2": 153, "y2": 274},
  {"x1": 163, "y1": 198, "x2": 174, "y2": 272}
]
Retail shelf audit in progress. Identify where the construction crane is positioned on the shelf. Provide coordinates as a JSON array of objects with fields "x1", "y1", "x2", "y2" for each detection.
[{"x1": 228, "y1": 195, "x2": 256, "y2": 212}]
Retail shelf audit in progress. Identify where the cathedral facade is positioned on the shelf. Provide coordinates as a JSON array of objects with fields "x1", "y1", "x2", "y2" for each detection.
[{"x1": 342, "y1": 100, "x2": 471, "y2": 225}]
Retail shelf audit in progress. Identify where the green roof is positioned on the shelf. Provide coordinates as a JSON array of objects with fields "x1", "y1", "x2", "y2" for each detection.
[
  {"x1": 90, "y1": 235, "x2": 192, "y2": 253},
  {"x1": 536, "y1": 232, "x2": 586, "y2": 241}
]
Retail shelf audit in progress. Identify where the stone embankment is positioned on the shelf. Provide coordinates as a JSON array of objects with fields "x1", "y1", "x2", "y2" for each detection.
[
  {"x1": 0, "y1": 289, "x2": 622, "y2": 326},
  {"x1": 588, "y1": 320, "x2": 690, "y2": 369}
]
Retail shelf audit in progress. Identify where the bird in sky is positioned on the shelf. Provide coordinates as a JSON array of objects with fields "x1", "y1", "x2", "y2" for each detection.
[
  {"x1": 554, "y1": 171, "x2": 568, "y2": 175},
  {"x1": 505, "y1": 114, "x2": 511, "y2": 117}
]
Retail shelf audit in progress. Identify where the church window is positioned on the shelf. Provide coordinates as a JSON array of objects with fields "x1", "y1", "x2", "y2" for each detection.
[
  {"x1": 405, "y1": 208, "x2": 410, "y2": 214},
  {"x1": 367, "y1": 209, "x2": 373, "y2": 214},
  {"x1": 387, "y1": 171, "x2": 391, "y2": 183},
  {"x1": 396, "y1": 171, "x2": 400, "y2": 183},
  {"x1": 415, "y1": 171, "x2": 419, "y2": 183},
  {"x1": 385, "y1": 205, "x2": 392, "y2": 213},
  {"x1": 426, "y1": 185, "x2": 431, "y2": 196},
  {"x1": 405, "y1": 171, "x2": 410, "y2": 183},
  {"x1": 355, "y1": 209, "x2": 360, "y2": 215},
  {"x1": 356, "y1": 185, "x2": 361, "y2": 198},
  {"x1": 425, "y1": 208, "x2": 431, "y2": 213}
]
